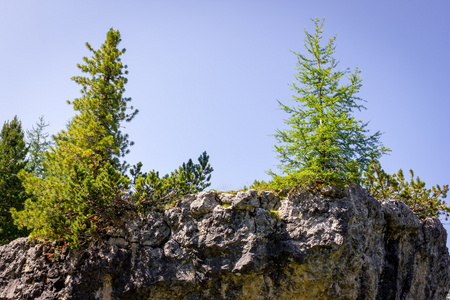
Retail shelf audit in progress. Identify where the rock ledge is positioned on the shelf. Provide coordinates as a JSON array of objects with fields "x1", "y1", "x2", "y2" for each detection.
[{"x1": 0, "y1": 185, "x2": 449, "y2": 299}]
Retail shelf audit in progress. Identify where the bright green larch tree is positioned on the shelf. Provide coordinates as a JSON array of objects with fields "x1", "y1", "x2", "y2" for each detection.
[
  {"x1": 0, "y1": 116, "x2": 29, "y2": 245},
  {"x1": 12, "y1": 28, "x2": 137, "y2": 247},
  {"x1": 274, "y1": 18, "x2": 389, "y2": 183}
]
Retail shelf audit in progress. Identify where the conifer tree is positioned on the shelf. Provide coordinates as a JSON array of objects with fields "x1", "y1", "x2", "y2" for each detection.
[
  {"x1": 12, "y1": 28, "x2": 136, "y2": 247},
  {"x1": 363, "y1": 161, "x2": 450, "y2": 220},
  {"x1": 0, "y1": 116, "x2": 29, "y2": 245},
  {"x1": 26, "y1": 116, "x2": 51, "y2": 177},
  {"x1": 133, "y1": 151, "x2": 213, "y2": 211},
  {"x1": 63, "y1": 28, "x2": 138, "y2": 175},
  {"x1": 180, "y1": 151, "x2": 214, "y2": 193},
  {"x1": 274, "y1": 18, "x2": 389, "y2": 183}
]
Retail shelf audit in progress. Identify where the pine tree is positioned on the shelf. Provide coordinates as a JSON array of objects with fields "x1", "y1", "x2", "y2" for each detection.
[
  {"x1": 63, "y1": 27, "x2": 138, "y2": 175},
  {"x1": 363, "y1": 161, "x2": 450, "y2": 220},
  {"x1": 274, "y1": 18, "x2": 389, "y2": 183},
  {"x1": 0, "y1": 116, "x2": 29, "y2": 245},
  {"x1": 12, "y1": 28, "x2": 136, "y2": 247},
  {"x1": 180, "y1": 151, "x2": 214, "y2": 193},
  {"x1": 133, "y1": 151, "x2": 214, "y2": 211}
]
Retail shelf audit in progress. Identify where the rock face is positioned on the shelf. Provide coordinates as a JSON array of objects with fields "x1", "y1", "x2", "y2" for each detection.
[{"x1": 0, "y1": 185, "x2": 449, "y2": 299}]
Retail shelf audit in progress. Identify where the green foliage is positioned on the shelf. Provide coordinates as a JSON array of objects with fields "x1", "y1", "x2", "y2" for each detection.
[
  {"x1": 133, "y1": 151, "x2": 213, "y2": 211},
  {"x1": 14, "y1": 164, "x2": 129, "y2": 246},
  {"x1": 363, "y1": 160, "x2": 450, "y2": 220},
  {"x1": 66, "y1": 27, "x2": 138, "y2": 175},
  {"x1": 251, "y1": 169, "x2": 344, "y2": 195},
  {"x1": 12, "y1": 28, "x2": 135, "y2": 248},
  {"x1": 0, "y1": 116, "x2": 29, "y2": 245},
  {"x1": 181, "y1": 151, "x2": 213, "y2": 192},
  {"x1": 26, "y1": 116, "x2": 51, "y2": 177},
  {"x1": 251, "y1": 171, "x2": 312, "y2": 192},
  {"x1": 274, "y1": 18, "x2": 389, "y2": 183}
]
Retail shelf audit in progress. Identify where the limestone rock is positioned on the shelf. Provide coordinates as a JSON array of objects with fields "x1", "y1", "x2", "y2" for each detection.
[
  {"x1": 0, "y1": 184, "x2": 449, "y2": 299},
  {"x1": 190, "y1": 190, "x2": 219, "y2": 218},
  {"x1": 231, "y1": 190, "x2": 260, "y2": 212}
]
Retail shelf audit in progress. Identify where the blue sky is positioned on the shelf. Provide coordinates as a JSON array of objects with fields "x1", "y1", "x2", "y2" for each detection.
[{"x1": 1, "y1": 2, "x2": 450, "y2": 228}]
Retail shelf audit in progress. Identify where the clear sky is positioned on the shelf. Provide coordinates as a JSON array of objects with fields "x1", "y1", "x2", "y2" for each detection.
[{"x1": 1, "y1": 1, "x2": 450, "y2": 234}]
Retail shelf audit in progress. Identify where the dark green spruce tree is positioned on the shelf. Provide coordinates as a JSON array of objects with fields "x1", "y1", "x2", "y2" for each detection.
[
  {"x1": 274, "y1": 18, "x2": 389, "y2": 184},
  {"x1": 12, "y1": 28, "x2": 137, "y2": 247},
  {"x1": 0, "y1": 116, "x2": 29, "y2": 245}
]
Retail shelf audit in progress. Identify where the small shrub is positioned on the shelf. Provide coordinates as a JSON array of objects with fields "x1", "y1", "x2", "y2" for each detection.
[
  {"x1": 133, "y1": 152, "x2": 213, "y2": 211},
  {"x1": 363, "y1": 160, "x2": 449, "y2": 220},
  {"x1": 251, "y1": 170, "x2": 350, "y2": 196}
]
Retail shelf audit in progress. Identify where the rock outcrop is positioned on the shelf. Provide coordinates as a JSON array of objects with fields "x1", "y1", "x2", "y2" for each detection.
[{"x1": 0, "y1": 185, "x2": 449, "y2": 299}]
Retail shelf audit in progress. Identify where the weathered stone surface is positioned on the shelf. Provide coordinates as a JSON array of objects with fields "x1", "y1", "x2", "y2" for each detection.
[
  {"x1": 0, "y1": 185, "x2": 449, "y2": 299},
  {"x1": 190, "y1": 190, "x2": 218, "y2": 218}
]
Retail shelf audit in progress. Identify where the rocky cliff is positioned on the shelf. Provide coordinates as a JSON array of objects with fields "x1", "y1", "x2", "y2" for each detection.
[{"x1": 0, "y1": 185, "x2": 449, "y2": 299}]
